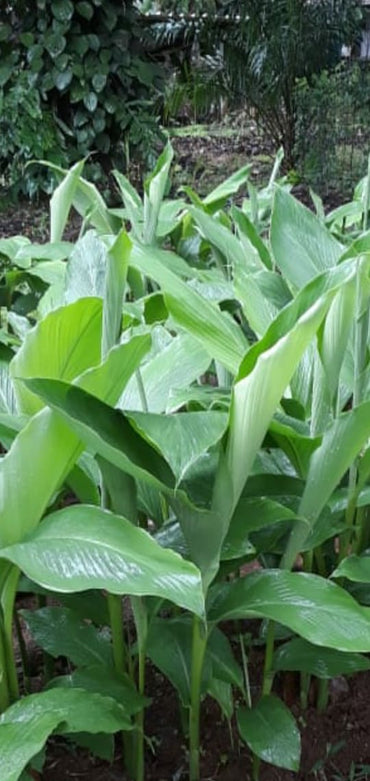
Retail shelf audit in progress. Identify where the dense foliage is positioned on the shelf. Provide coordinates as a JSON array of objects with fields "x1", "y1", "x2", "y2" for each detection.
[
  {"x1": 0, "y1": 0, "x2": 163, "y2": 196},
  {"x1": 1, "y1": 148, "x2": 370, "y2": 780}
]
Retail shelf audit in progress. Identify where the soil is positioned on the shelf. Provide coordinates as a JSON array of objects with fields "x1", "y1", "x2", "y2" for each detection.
[{"x1": 38, "y1": 640, "x2": 370, "y2": 781}]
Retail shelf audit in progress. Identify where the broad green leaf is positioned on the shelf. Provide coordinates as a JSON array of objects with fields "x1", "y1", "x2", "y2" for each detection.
[
  {"x1": 283, "y1": 401, "x2": 370, "y2": 566},
  {"x1": 0, "y1": 335, "x2": 150, "y2": 548},
  {"x1": 232, "y1": 206, "x2": 272, "y2": 269},
  {"x1": 0, "y1": 687, "x2": 131, "y2": 781},
  {"x1": 1, "y1": 505, "x2": 205, "y2": 617},
  {"x1": 14, "y1": 242, "x2": 73, "y2": 264},
  {"x1": 143, "y1": 143, "x2": 173, "y2": 244},
  {"x1": 189, "y1": 207, "x2": 250, "y2": 271},
  {"x1": 66, "y1": 461, "x2": 100, "y2": 505},
  {"x1": 318, "y1": 279, "x2": 356, "y2": 399},
  {"x1": 0, "y1": 413, "x2": 26, "y2": 449},
  {"x1": 207, "y1": 570, "x2": 370, "y2": 652},
  {"x1": 207, "y1": 628, "x2": 244, "y2": 691},
  {"x1": 76, "y1": 334, "x2": 151, "y2": 406},
  {"x1": 98, "y1": 456, "x2": 137, "y2": 522},
  {"x1": 65, "y1": 232, "x2": 107, "y2": 303},
  {"x1": 273, "y1": 638, "x2": 370, "y2": 678},
  {"x1": 238, "y1": 696, "x2": 300, "y2": 771},
  {"x1": 40, "y1": 160, "x2": 118, "y2": 235},
  {"x1": 220, "y1": 289, "x2": 334, "y2": 525},
  {"x1": 271, "y1": 188, "x2": 343, "y2": 289},
  {"x1": 268, "y1": 417, "x2": 321, "y2": 479},
  {"x1": 127, "y1": 410, "x2": 228, "y2": 486},
  {"x1": 23, "y1": 378, "x2": 175, "y2": 493},
  {"x1": 26, "y1": 260, "x2": 66, "y2": 287},
  {"x1": 207, "y1": 678, "x2": 233, "y2": 721},
  {"x1": 228, "y1": 497, "x2": 296, "y2": 542},
  {"x1": 102, "y1": 231, "x2": 131, "y2": 357},
  {"x1": 21, "y1": 607, "x2": 113, "y2": 667},
  {"x1": 49, "y1": 665, "x2": 147, "y2": 714},
  {"x1": 203, "y1": 163, "x2": 251, "y2": 208},
  {"x1": 234, "y1": 272, "x2": 279, "y2": 337},
  {"x1": 113, "y1": 171, "x2": 143, "y2": 241},
  {"x1": 147, "y1": 617, "x2": 211, "y2": 706},
  {"x1": 333, "y1": 553, "x2": 370, "y2": 583},
  {"x1": 131, "y1": 244, "x2": 247, "y2": 375},
  {"x1": 11, "y1": 298, "x2": 103, "y2": 415},
  {"x1": 50, "y1": 160, "x2": 85, "y2": 243},
  {"x1": 120, "y1": 332, "x2": 210, "y2": 414}
]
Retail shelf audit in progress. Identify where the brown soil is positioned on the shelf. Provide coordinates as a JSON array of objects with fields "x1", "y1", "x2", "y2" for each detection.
[{"x1": 39, "y1": 649, "x2": 370, "y2": 781}]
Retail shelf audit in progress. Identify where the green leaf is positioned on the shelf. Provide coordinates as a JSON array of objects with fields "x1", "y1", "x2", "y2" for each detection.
[
  {"x1": 273, "y1": 638, "x2": 370, "y2": 678},
  {"x1": 143, "y1": 143, "x2": 173, "y2": 244},
  {"x1": 92, "y1": 73, "x2": 107, "y2": 92},
  {"x1": 77, "y1": 1, "x2": 94, "y2": 20},
  {"x1": 232, "y1": 206, "x2": 272, "y2": 269},
  {"x1": 131, "y1": 244, "x2": 247, "y2": 374},
  {"x1": 0, "y1": 335, "x2": 149, "y2": 548},
  {"x1": 49, "y1": 665, "x2": 146, "y2": 714},
  {"x1": 287, "y1": 401, "x2": 370, "y2": 563},
  {"x1": 219, "y1": 282, "x2": 335, "y2": 526},
  {"x1": 207, "y1": 628, "x2": 244, "y2": 691},
  {"x1": 52, "y1": 0, "x2": 74, "y2": 22},
  {"x1": 10, "y1": 298, "x2": 102, "y2": 415},
  {"x1": 83, "y1": 92, "x2": 98, "y2": 112},
  {"x1": 112, "y1": 171, "x2": 143, "y2": 241},
  {"x1": 333, "y1": 553, "x2": 370, "y2": 583},
  {"x1": 120, "y1": 332, "x2": 210, "y2": 414},
  {"x1": 147, "y1": 617, "x2": 211, "y2": 706},
  {"x1": 189, "y1": 207, "x2": 250, "y2": 271},
  {"x1": 271, "y1": 188, "x2": 343, "y2": 289},
  {"x1": 65, "y1": 232, "x2": 107, "y2": 302},
  {"x1": 20, "y1": 607, "x2": 113, "y2": 667},
  {"x1": 127, "y1": 410, "x2": 228, "y2": 486},
  {"x1": 237, "y1": 696, "x2": 300, "y2": 771},
  {"x1": 203, "y1": 164, "x2": 251, "y2": 209},
  {"x1": 0, "y1": 687, "x2": 131, "y2": 781},
  {"x1": 54, "y1": 68, "x2": 73, "y2": 91},
  {"x1": 318, "y1": 279, "x2": 356, "y2": 399},
  {"x1": 50, "y1": 160, "x2": 85, "y2": 243},
  {"x1": 102, "y1": 231, "x2": 131, "y2": 356},
  {"x1": 23, "y1": 377, "x2": 175, "y2": 493},
  {"x1": 1, "y1": 505, "x2": 205, "y2": 617},
  {"x1": 207, "y1": 570, "x2": 370, "y2": 652}
]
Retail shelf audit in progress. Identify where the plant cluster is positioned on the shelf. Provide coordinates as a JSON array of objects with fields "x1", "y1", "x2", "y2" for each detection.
[
  {"x1": 0, "y1": 0, "x2": 164, "y2": 197},
  {"x1": 1, "y1": 147, "x2": 370, "y2": 781}
]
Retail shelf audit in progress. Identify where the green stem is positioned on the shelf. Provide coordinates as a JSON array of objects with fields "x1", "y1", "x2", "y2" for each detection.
[
  {"x1": 135, "y1": 645, "x2": 146, "y2": 781},
  {"x1": 107, "y1": 594, "x2": 126, "y2": 674},
  {"x1": 2, "y1": 568, "x2": 20, "y2": 702},
  {"x1": 136, "y1": 369, "x2": 148, "y2": 413},
  {"x1": 300, "y1": 672, "x2": 310, "y2": 710},
  {"x1": 316, "y1": 678, "x2": 329, "y2": 712},
  {"x1": 262, "y1": 621, "x2": 275, "y2": 697},
  {"x1": 239, "y1": 634, "x2": 251, "y2": 708},
  {"x1": 189, "y1": 615, "x2": 208, "y2": 781},
  {"x1": 313, "y1": 546, "x2": 327, "y2": 578},
  {"x1": 132, "y1": 596, "x2": 148, "y2": 781},
  {"x1": 0, "y1": 622, "x2": 10, "y2": 712}
]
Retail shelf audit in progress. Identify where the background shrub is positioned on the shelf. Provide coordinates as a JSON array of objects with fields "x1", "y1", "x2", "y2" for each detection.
[{"x1": 0, "y1": 0, "x2": 164, "y2": 197}]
